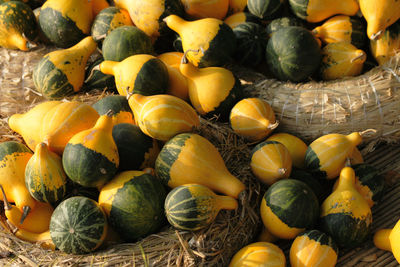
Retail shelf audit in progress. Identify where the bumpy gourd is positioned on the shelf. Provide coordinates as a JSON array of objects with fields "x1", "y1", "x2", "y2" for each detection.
[
  {"x1": 33, "y1": 36, "x2": 97, "y2": 99},
  {"x1": 320, "y1": 166, "x2": 372, "y2": 248},
  {"x1": 370, "y1": 20, "x2": 400, "y2": 65},
  {"x1": 181, "y1": 0, "x2": 229, "y2": 20},
  {"x1": 250, "y1": 141, "x2": 292, "y2": 185},
  {"x1": 155, "y1": 133, "x2": 246, "y2": 199},
  {"x1": 92, "y1": 95, "x2": 135, "y2": 125},
  {"x1": 374, "y1": 219, "x2": 400, "y2": 264},
  {"x1": 128, "y1": 93, "x2": 200, "y2": 141},
  {"x1": 62, "y1": 113, "x2": 119, "y2": 189},
  {"x1": 164, "y1": 184, "x2": 238, "y2": 231},
  {"x1": 25, "y1": 142, "x2": 67, "y2": 205},
  {"x1": 8, "y1": 101, "x2": 61, "y2": 151},
  {"x1": 320, "y1": 42, "x2": 367, "y2": 81},
  {"x1": 230, "y1": 98, "x2": 277, "y2": 142},
  {"x1": 164, "y1": 14, "x2": 236, "y2": 67},
  {"x1": 0, "y1": 1, "x2": 38, "y2": 50},
  {"x1": 40, "y1": 101, "x2": 99, "y2": 155},
  {"x1": 229, "y1": 242, "x2": 286, "y2": 267}
]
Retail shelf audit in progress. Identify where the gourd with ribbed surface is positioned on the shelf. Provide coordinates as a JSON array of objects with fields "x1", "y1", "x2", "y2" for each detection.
[
  {"x1": 321, "y1": 166, "x2": 372, "y2": 248},
  {"x1": 359, "y1": 0, "x2": 400, "y2": 40},
  {"x1": 164, "y1": 184, "x2": 238, "y2": 231},
  {"x1": 128, "y1": 93, "x2": 200, "y2": 141},
  {"x1": 266, "y1": 16, "x2": 304, "y2": 37},
  {"x1": 33, "y1": 36, "x2": 97, "y2": 99},
  {"x1": 181, "y1": 0, "x2": 229, "y2": 20},
  {"x1": 374, "y1": 219, "x2": 400, "y2": 264},
  {"x1": 370, "y1": 19, "x2": 400, "y2": 65},
  {"x1": 62, "y1": 113, "x2": 119, "y2": 189},
  {"x1": 230, "y1": 98, "x2": 277, "y2": 142},
  {"x1": 164, "y1": 15, "x2": 236, "y2": 67},
  {"x1": 25, "y1": 142, "x2": 67, "y2": 205},
  {"x1": 40, "y1": 101, "x2": 99, "y2": 155},
  {"x1": 8, "y1": 101, "x2": 61, "y2": 151},
  {"x1": 39, "y1": 0, "x2": 93, "y2": 48},
  {"x1": 320, "y1": 42, "x2": 367, "y2": 81},
  {"x1": 247, "y1": 0, "x2": 284, "y2": 20},
  {"x1": 99, "y1": 54, "x2": 169, "y2": 97},
  {"x1": 0, "y1": 1, "x2": 38, "y2": 50},
  {"x1": 92, "y1": 95, "x2": 135, "y2": 125},
  {"x1": 290, "y1": 230, "x2": 338, "y2": 267},
  {"x1": 155, "y1": 133, "x2": 246, "y2": 199},
  {"x1": 224, "y1": 12, "x2": 259, "y2": 29},
  {"x1": 228, "y1": 242, "x2": 286, "y2": 267}
]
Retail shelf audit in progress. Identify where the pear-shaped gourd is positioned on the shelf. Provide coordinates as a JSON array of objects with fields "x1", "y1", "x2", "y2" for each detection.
[
  {"x1": 128, "y1": 93, "x2": 200, "y2": 141},
  {"x1": 0, "y1": 1, "x2": 38, "y2": 50},
  {"x1": 155, "y1": 133, "x2": 246, "y2": 199},
  {"x1": 25, "y1": 142, "x2": 67, "y2": 205},
  {"x1": 99, "y1": 54, "x2": 169, "y2": 97},
  {"x1": 164, "y1": 184, "x2": 238, "y2": 231},
  {"x1": 181, "y1": 0, "x2": 229, "y2": 20},
  {"x1": 229, "y1": 242, "x2": 286, "y2": 267},
  {"x1": 374, "y1": 219, "x2": 400, "y2": 264},
  {"x1": 321, "y1": 166, "x2": 372, "y2": 248},
  {"x1": 370, "y1": 20, "x2": 400, "y2": 65},
  {"x1": 92, "y1": 95, "x2": 135, "y2": 125},
  {"x1": 305, "y1": 132, "x2": 364, "y2": 179},
  {"x1": 320, "y1": 42, "x2": 367, "y2": 81},
  {"x1": 62, "y1": 113, "x2": 119, "y2": 189},
  {"x1": 8, "y1": 101, "x2": 61, "y2": 151},
  {"x1": 33, "y1": 36, "x2": 97, "y2": 99},
  {"x1": 157, "y1": 51, "x2": 184, "y2": 68},
  {"x1": 40, "y1": 101, "x2": 99, "y2": 155},
  {"x1": 181, "y1": 57, "x2": 242, "y2": 120},
  {"x1": 164, "y1": 15, "x2": 236, "y2": 67},
  {"x1": 230, "y1": 98, "x2": 277, "y2": 142},
  {"x1": 359, "y1": 0, "x2": 400, "y2": 40}
]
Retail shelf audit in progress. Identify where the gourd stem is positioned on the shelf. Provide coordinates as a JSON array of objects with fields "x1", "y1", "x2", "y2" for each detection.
[
  {"x1": 84, "y1": 64, "x2": 100, "y2": 83},
  {"x1": 0, "y1": 185, "x2": 12, "y2": 210},
  {"x1": 351, "y1": 52, "x2": 367, "y2": 63},
  {"x1": 267, "y1": 121, "x2": 279, "y2": 130},
  {"x1": 215, "y1": 195, "x2": 238, "y2": 210},
  {"x1": 374, "y1": 229, "x2": 392, "y2": 252},
  {"x1": 20, "y1": 205, "x2": 31, "y2": 225},
  {"x1": 181, "y1": 48, "x2": 202, "y2": 64},
  {"x1": 371, "y1": 30, "x2": 383, "y2": 41},
  {"x1": 278, "y1": 168, "x2": 287, "y2": 176},
  {"x1": 359, "y1": 129, "x2": 377, "y2": 138}
]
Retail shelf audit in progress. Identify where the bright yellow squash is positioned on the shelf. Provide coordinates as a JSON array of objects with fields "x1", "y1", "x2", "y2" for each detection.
[
  {"x1": 228, "y1": 242, "x2": 286, "y2": 267},
  {"x1": 359, "y1": 0, "x2": 400, "y2": 40},
  {"x1": 320, "y1": 42, "x2": 367, "y2": 81},
  {"x1": 8, "y1": 101, "x2": 62, "y2": 151},
  {"x1": 267, "y1": 133, "x2": 307, "y2": 169},
  {"x1": 374, "y1": 219, "x2": 400, "y2": 264},
  {"x1": 181, "y1": 0, "x2": 229, "y2": 20},
  {"x1": 370, "y1": 20, "x2": 400, "y2": 65}
]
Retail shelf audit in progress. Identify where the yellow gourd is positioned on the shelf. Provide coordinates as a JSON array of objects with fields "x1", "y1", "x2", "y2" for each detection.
[
  {"x1": 230, "y1": 98, "x2": 278, "y2": 142},
  {"x1": 267, "y1": 133, "x2": 307, "y2": 169},
  {"x1": 40, "y1": 101, "x2": 99, "y2": 155},
  {"x1": 370, "y1": 20, "x2": 400, "y2": 65},
  {"x1": 128, "y1": 94, "x2": 200, "y2": 141},
  {"x1": 181, "y1": 0, "x2": 229, "y2": 20},
  {"x1": 8, "y1": 101, "x2": 62, "y2": 151},
  {"x1": 258, "y1": 226, "x2": 278, "y2": 243},
  {"x1": 228, "y1": 242, "x2": 286, "y2": 267},
  {"x1": 359, "y1": 0, "x2": 400, "y2": 40},
  {"x1": 320, "y1": 42, "x2": 366, "y2": 81},
  {"x1": 157, "y1": 52, "x2": 184, "y2": 69},
  {"x1": 165, "y1": 65, "x2": 190, "y2": 101},
  {"x1": 91, "y1": 0, "x2": 109, "y2": 18},
  {"x1": 374, "y1": 219, "x2": 400, "y2": 264},
  {"x1": 349, "y1": 147, "x2": 364, "y2": 164},
  {"x1": 14, "y1": 229, "x2": 55, "y2": 250},
  {"x1": 228, "y1": 0, "x2": 247, "y2": 14}
]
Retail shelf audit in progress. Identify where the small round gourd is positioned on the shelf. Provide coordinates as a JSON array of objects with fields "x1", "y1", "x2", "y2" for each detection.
[
  {"x1": 290, "y1": 230, "x2": 338, "y2": 267},
  {"x1": 247, "y1": 0, "x2": 284, "y2": 20},
  {"x1": 49, "y1": 196, "x2": 108, "y2": 254},
  {"x1": 92, "y1": 95, "x2": 134, "y2": 125},
  {"x1": 266, "y1": 16, "x2": 304, "y2": 37},
  {"x1": 260, "y1": 179, "x2": 319, "y2": 239},
  {"x1": 164, "y1": 184, "x2": 238, "y2": 231},
  {"x1": 229, "y1": 242, "x2": 286, "y2": 267}
]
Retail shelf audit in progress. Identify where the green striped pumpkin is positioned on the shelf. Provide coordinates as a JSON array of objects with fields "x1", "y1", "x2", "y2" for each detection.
[
  {"x1": 84, "y1": 58, "x2": 117, "y2": 92},
  {"x1": 247, "y1": 0, "x2": 284, "y2": 20},
  {"x1": 49, "y1": 196, "x2": 108, "y2": 254},
  {"x1": 92, "y1": 95, "x2": 133, "y2": 124},
  {"x1": 266, "y1": 16, "x2": 305, "y2": 37},
  {"x1": 98, "y1": 171, "x2": 167, "y2": 242}
]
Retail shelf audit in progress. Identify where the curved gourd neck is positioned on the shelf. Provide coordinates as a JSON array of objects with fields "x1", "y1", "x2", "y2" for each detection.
[
  {"x1": 374, "y1": 229, "x2": 393, "y2": 252},
  {"x1": 180, "y1": 61, "x2": 199, "y2": 78},
  {"x1": 34, "y1": 142, "x2": 50, "y2": 159},
  {"x1": 346, "y1": 132, "x2": 362, "y2": 147},
  {"x1": 213, "y1": 171, "x2": 246, "y2": 199},
  {"x1": 8, "y1": 34, "x2": 30, "y2": 51},
  {"x1": 94, "y1": 114, "x2": 114, "y2": 133},
  {"x1": 99, "y1": 61, "x2": 118, "y2": 75},
  {"x1": 163, "y1": 15, "x2": 187, "y2": 35},
  {"x1": 7, "y1": 114, "x2": 22, "y2": 131},
  {"x1": 335, "y1": 167, "x2": 356, "y2": 191},
  {"x1": 68, "y1": 36, "x2": 97, "y2": 55},
  {"x1": 215, "y1": 195, "x2": 238, "y2": 211}
]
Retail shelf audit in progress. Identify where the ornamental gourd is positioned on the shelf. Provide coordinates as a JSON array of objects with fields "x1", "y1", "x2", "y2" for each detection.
[
  {"x1": 157, "y1": 51, "x2": 184, "y2": 68},
  {"x1": 14, "y1": 229, "x2": 55, "y2": 250},
  {"x1": 0, "y1": 1, "x2": 38, "y2": 50},
  {"x1": 228, "y1": 0, "x2": 247, "y2": 14},
  {"x1": 224, "y1": 12, "x2": 259, "y2": 29},
  {"x1": 33, "y1": 36, "x2": 97, "y2": 99},
  {"x1": 180, "y1": 55, "x2": 243, "y2": 120},
  {"x1": 91, "y1": 0, "x2": 109, "y2": 18},
  {"x1": 228, "y1": 242, "x2": 286, "y2": 267},
  {"x1": 321, "y1": 166, "x2": 372, "y2": 248},
  {"x1": 230, "y1": 98, "x2": 277, "y2": 142},
  {"x1": 62, "y1": 113, "x2": 119, "y2": 189},
  {"x1": 247, "y1": 0, "x2": 284, "y2": 20},
  {"x1": 266, "y1": 16, "x2": 304, "y2": 37},
  {"x1": 128, "y1": 93, "x2": 200, "y2": 141},
  {"x1": 84, "y1": 58, "x2": 117, "y2": 92},
  {"x1": 181, "y1": 0, "x2": 229, "y2": 20},
  {"x1": 164, "y1": 184, "x2": 238, "y2": 231},
  {"x1": 164, "y1": 14, "x2": 236, "y2": 67},
  {"x1": 8, "y1": 101, "x2": 61, "y2": 151},
  {"x1": 374, "y1": 219, "x2": 400, "y2": 264},
  {"x1": 370, "y1": 20, "x2": 400, "y2": 65},
  {"x1": 92, "y1": 95, "x2": 135, "y2": 125},
  {"x1": 155, "y1": 133, "x2": 246, "y2": 199},
  {"x1": 39, "y1": 0, "x2": 93, "y2": 48}
]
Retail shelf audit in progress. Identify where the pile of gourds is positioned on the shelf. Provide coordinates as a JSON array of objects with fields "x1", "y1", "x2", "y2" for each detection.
[{"x1": 0, "y1": 0, "x2": 400, "y2": 265}]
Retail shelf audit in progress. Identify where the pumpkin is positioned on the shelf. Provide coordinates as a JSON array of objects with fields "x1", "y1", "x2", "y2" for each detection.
[
  {"x1": 370, "y1": 19, "x2": 400, "y2": 65},
  {"x1": 320, "y1": 166, "x2": 372, "y2": 248},
  {"x1": 25, "y1": 142, "x2": 67, "y2": 205},
  {"x1": 39, "y1": 0, "x2": 93, "y2": 48},
  {"x1": 266, "y1": 26, "x2": 321, "y2": 82},
  {"x1": 229, "y1": 242, "x2": 286, "y2": 267},
  {"x1": 224, "y1": 12, "x2": 259, "y2": 29},
  {"x1": 304, "y1": 132, "x2": 363, "y2": 179},
  {"x1": 230, "y1": 98, "x2": 277, "y2": 142},
  {"x1": 49, "y1": 196, "x2": 108, "y2": 254},
  {"x1": 84, "y1": 58, "x2": 117, "y2": 92},
  {"x1": 260, "y1": 179, "x2": 319, "y2": 239},
  {"x1": 251, "y1": 141, "x2": 292, "y2": 185},
  {"x1": 164, "y1": 184, "x2": 238, "y2": 231},
  {"x1": 290, "y1": 230, "x2": 338, "y2": 267},
  {"x1": 62, "y1": 113, "x2": 119, "y2": 189},
  {"x1": 374, "y1": 219, "x2": 400, "y2": 264},
  {"x1": 155, "y1": 133, "x2": 246, "y2": 199},
  {"x1": 98, "y1": 171, "x2": 166, "y2": 242},
  {"x1": 92, "y1": 95, "x2": 134, "y2": 125},
  {"x1": 112, "y1": 123, "x2": 159, "y2": 171},
  {"x1": 164, "y1": 14, "x2": 236, "y2": 67},
  {"x1": 266, "y1": 16, "x2": 305, "y2": 37},
  {"x1": 247, "y1": 0, "x2": 284, "y2": 20},
  {"x1": 0, "y1": 1, "x2": 38, "y2": 50},
  {"x1": 181, "y1": 0, "x2": 229, "y2": 20},
  {"x1": 33, "y1": 36, "x2": 97, "y2": 99}
]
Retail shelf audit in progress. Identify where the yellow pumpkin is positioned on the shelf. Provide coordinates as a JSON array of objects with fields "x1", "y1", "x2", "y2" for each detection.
[
  {"x1": 228, "y1": 242, "x2": 286, "y2": 267},
  {"x1": 181, "y1": 0, "x2": 229, "y2": 20},
  {"x1": 374, "y1": 219, "x2": 400, "y2": 264},
  {"x1": 267, "y1": 133, "x2": 307, "y2": 169}
]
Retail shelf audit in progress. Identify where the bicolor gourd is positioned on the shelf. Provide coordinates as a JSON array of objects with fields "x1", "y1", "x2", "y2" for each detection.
[
  {"x1": 92, "y1": 95, "x2": 135, "y2": 125},
  {"x1": 370, "y1": 20, "x2": 400, "y2": 65},
  {"x1": 374, "y1": 219, "x2": 400, "y2": 264},
  {"x1": 229, "y1": 242, "x2": 286, "y2": 267},
  {"x1": 181, "y1": 0, "x2": 229, "y2": 20}
]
